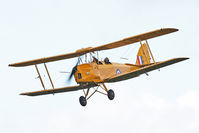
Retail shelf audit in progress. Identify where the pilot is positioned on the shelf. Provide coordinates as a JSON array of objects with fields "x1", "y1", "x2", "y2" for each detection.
[
  {"x1": 93, "y1": 57, "x2": 102, "y2": 64},
  {"x1": 104, "y1": 57, "x2": 111, "y2": 64}
]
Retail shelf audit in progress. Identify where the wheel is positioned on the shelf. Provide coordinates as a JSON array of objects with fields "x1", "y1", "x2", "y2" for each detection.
[
  {"x1": 79, "y1": 96, "x2": 87, "y2": 106},
  {"x1": 107, "y1": 89, "x2": 115, "y2": 100}
]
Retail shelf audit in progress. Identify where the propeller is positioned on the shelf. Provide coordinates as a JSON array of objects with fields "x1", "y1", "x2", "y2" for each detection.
[{"x1": 67, "y1": 57, "x2": 81, "y2": 83}]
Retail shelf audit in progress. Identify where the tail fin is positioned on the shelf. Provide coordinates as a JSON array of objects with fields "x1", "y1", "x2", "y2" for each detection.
[{"x1": 136, "y1": 43, "x2": 151, "y2": 65}]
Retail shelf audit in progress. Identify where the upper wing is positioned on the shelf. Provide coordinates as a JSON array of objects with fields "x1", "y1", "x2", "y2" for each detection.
[
  {"x1": 105, "y1": 57, "x2": 189, "y2": 83},
  {"x1": 91, "y1": 28, "x2": 178, "y2": 51},
  {"x1": 9, "y1": 28, "x2": 178, "y2": 67},
  {"x1": 9, "y1": 47, "x2": 93, "y2": 67},
  {"x1": 20, "y1": 83, "x2": 97, "y2": 96}
]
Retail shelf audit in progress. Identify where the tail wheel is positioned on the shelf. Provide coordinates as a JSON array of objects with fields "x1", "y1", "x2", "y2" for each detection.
[
  {"x1": 107, "y1": 89, "x2": 115, "y2": 100},
  {"x1": 79, "y1": 96, "x2": 87, "y2": 106}
]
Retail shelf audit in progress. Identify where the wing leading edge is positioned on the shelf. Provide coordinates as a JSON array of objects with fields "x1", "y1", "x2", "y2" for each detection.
[
  {"x1": 9, "y1": 47, "x2": 93, "y2": 67},
  {"x1": 20, "y1": 83, "x2": 97, "y2": 96},
  {"x1": 105, "y1": 57, "x2": 189, "y2": 83},
  {"x1": 9, "y1": 28, "x2": 178, "y2": 67},
  {"x1": 91, "y1": 28, "x2": 178, "y2": 51}
]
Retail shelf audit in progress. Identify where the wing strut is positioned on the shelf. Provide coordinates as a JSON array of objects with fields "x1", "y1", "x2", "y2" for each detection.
[
  {"x1": 35, "y1": 64, "x2": 46, "y2": 90},
  {"x1": 44, "y1": 63, "x2": 54, "y2": 89},
  {"x1": 146, "y1": 40, "x2": 156, "y2": 64},
  {"x1": 140, "y1": 40, "x2": 156, "y2": 64},
  {"x1": 34, "y1": 63, "x2": 55, "y2": 90}
]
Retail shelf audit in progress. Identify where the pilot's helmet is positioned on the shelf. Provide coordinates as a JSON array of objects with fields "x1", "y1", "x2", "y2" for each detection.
[{"x1": 104, "y1": 57, "x2": 109, "y2": 63}]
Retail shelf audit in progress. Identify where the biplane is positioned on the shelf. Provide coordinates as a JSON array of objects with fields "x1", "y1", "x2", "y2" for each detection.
[{"x1": 9, "y1": 28, "x2": 188, "y2": 106}]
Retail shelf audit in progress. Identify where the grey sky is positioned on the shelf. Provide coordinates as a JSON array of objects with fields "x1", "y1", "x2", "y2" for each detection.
[{"x1": 0, "y1": 0, "x2": 199, "y2": 133}]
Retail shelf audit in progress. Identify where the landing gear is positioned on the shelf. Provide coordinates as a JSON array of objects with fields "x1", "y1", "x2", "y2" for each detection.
[
  {"x1": 107, "y1": 89, "x2": 115, "y2": 100},
  {"x1": 79, "y1": 83, "x2": 115, "y2": 106},
  {"x1": 79, "y1": 96, "x2": 87, "y2": 106}
]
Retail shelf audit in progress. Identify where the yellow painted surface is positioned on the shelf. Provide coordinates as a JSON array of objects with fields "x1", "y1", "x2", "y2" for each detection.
[
  {"x1": 74, "y1": 61, "x2": 141, "y2": 83},
  {"x1": 136, "y1": 43, "x2": 151, "y2": 65}
]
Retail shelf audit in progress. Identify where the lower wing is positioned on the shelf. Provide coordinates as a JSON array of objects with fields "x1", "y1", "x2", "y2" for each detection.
[
  {"x1": 20, "y1": 83, "x2": 97, "y2": 96},
  {"x1": 105, "y1": 57, "x2": 189, "y2": 82}
]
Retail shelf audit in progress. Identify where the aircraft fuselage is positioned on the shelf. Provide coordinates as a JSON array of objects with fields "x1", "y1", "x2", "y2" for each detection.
[{"x1": 75, "y1": 62, "x2": 140, "y2": 83}]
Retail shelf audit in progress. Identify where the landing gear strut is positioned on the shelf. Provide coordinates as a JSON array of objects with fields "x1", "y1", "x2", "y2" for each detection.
[{"x1": 79, "y1": 83, "x2": 115, "y2": 106}]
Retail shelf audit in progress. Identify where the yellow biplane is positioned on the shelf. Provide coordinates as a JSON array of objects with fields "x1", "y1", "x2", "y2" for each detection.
[{"x1": 9, "y1": 28, "x2": 188, "y2": 106}]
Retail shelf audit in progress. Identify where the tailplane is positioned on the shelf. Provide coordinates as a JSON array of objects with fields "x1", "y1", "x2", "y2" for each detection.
[{"x1": 136, "y1": 43, "x2": 151, "y2": 65}]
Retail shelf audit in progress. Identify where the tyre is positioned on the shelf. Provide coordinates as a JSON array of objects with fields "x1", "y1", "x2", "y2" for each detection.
[
  {"x1": 107, "y1": 89, "x2": 115, "y2": 100},
  {"x1": 79, "y1": 96, "x2": 87, "y2": 106}
]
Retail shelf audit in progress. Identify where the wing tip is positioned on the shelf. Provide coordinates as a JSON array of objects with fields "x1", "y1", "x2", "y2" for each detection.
[
  {"x1": 8, "y1": 63, "x2": 24, "y2": 67},
  {"x1": 179, "y1": 57, "x2": 189, "y2": 61},
  {"x1": 20, "y1": 93, "x2": 30, "y2": 96},
  {"x1": 184, "y1": 57, "x2": 189, "y2": 60},
  {"x1": 161, "y1": 28, "x2": 179, "y2": 32},
  {"x1": 8, "y1": 64, "x2": 14, "y2": 67}
]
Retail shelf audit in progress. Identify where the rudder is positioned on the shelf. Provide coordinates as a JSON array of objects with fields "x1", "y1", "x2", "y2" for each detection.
[{"x1": 136, "y1": 43, "x2": 151, "y2": 65}]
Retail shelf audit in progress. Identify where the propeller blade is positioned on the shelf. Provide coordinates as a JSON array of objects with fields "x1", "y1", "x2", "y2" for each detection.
[
  {"x1": 68, "y1": 66, "x2": 77, "y2": 81},
  {"x1": 67, "y1": 57, "x2": 81, "y2": 82}
]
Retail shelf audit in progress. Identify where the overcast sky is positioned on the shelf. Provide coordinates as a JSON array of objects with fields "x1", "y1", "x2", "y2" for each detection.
[{"x1": 0, "y1": 0, "x2": 199, "y2": 133}]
